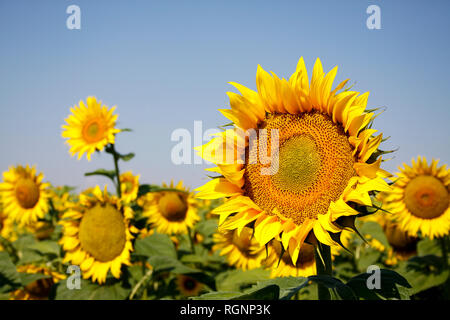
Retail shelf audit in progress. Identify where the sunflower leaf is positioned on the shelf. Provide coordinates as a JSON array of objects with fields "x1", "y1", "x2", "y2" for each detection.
[
  {"x1": 134, "y1": 232, "x2": 177, "y2": 259},
  {"x1": 118, "y1": 152, "x2": 135, "y2": 162},
  {"x1": 84, "y1": 169, "x2": 116, "y2": 182},
  {"x1": 0, "y1": 252, "x2": 22, "y2": 293},
  {"x1": 346, "y1": 268, "x2": 411, "y2": 300}
]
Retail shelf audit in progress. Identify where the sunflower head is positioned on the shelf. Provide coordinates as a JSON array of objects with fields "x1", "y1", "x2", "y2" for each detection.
[
  {"x1": 142, "y1": 181, "x2": 200, "y2": 235},
  {"x1": 61, "y1": 97, "x2": 121, "y2": 161},
  {"x1": 383, "y1": 156, "x2": 450, "y2": 239},
  {"x1": 120, "y1": 171, "x2": 140, "y2": 203},
  {"x1": 0, "y1": 165, "x2": 50, "y2": 226},
  {"x1": 59, "y1": 185, "x2": 135, "y2": 284},
  {"x1": 10, "y1": 264, "x2": 65, "y2": 300},
  {"x1": 195, "y1": 57, "x2": 391, "y2": 263},
  {"x1": 212, "y1": 227, "x2": 266, "y2": 270},
  {"x1": 176, "y1": 275, "x2": 204, "y2": 297}
]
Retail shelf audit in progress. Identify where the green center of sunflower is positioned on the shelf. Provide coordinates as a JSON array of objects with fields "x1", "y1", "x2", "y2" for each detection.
[
  {"x1": 78, "y1": 204, "x2": 126, "y2": 262},
  {"x1": 404, "y1": 175, "x2": 449, "y2": 219},
  {"x1": 15, "y1": 178, "x2": 40, "y2": 209},
  {"x1": 123, "y1": 181, "x2": 134, "y2": 193},
  {"x1": 159, "y1": 192, "x2": 188, "y2": 222},
  {"x1": 244, "y1": 112, "x2": 355, "y2": 225},
  {"x1": 271, "y1": 135, "x2": 321, "y2": 193},
  {"x1": 82, "y1": 118, "x2": 105, "y2": 143}
]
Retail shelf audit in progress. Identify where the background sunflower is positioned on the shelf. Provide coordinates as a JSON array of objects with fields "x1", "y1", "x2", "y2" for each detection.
[{"x1": 0, "y1": 165, "x2": 50, "y2": 226}]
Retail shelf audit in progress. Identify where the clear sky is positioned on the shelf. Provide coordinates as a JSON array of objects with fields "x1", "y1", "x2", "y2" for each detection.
[{"x1": 1, "y1": 0, "x2": 449, "y2": 192}]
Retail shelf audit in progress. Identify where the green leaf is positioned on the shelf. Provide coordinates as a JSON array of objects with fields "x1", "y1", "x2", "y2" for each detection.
[
  {"x1": 194, "y1": 219, "x2": 218, "y2": 238},
  {"x1": 118, "y1": 152, "x2": 135, "y2": 162},
  {"x1": 360, "y1": 221, "x2": 390, "y2": 249},
  {"x1": 19, "y1": 272, "x2": 51, "y2": 287},
  {"x1": 357, "y1": 249, "x2": 381, "y2": 272},
  {"x1": 0, "y1": 252, "x2": 21, "y2": 293},
  {"x1": 84, "y1": 169, "x2": 116, "y2": 181},
  {"x1": 53, "y1": 279, "x2": 129, "y2": 300},
  {"x1": 233, "y1": 284, "x2": 279, "y2": 300},
  {"x1": 27, "y1": 240, "x2": 61, "y2": 257},
  {"x1": 194, "y1": 285, "x2": 280, "y2": 300},
  {"x1": 396, "y1": 256, "x2": 449, "y2": 295},
  {"x1": 250, "y1": 276, "x2": 309, "y2": 300},
  {"x1": 417, "y1": 238, "x2": 442, "y2": 257},
  {"x1": 216, "y1": 268, "x2": 270, "y2": 292},
  {"x1": 346, "y1": 268, "x2": 411, "y2": 300},
  {"x1": 147, "y1": 255, "x2": 199, "y2": 274},
  {"x1": 134, "y1": 232, "x2": 177, "y2": 259},
  {"x1": 308, "y1": 275, "x2": 357, "y2": 300}
]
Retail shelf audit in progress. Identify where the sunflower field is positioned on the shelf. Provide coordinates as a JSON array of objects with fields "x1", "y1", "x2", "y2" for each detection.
[{"x1": 0, "y1": 57, "x2": 448, "y2": 302}]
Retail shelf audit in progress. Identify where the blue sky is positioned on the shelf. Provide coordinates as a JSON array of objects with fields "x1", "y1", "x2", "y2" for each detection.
[{"x1": 0, "y1": 0, "x2": 449, "y2": 192}]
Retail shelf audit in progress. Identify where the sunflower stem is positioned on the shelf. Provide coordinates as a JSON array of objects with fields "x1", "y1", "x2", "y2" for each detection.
[
  {"x1": 109, "y1": 144, "x2": 122, "y2": 198},
  {"x1": 314, "y1": 242, "x2": 332, "y2": 300},
  {"x1": 187, "y1": 226, "x2": 195, "y2": 254}
]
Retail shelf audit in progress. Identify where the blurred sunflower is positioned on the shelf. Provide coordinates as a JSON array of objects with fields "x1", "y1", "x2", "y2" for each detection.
[
  {"x1": 383, "y1": 156, "x2": 450, "y2": 239},
  {"x1": 49, "y1": 186, "x2": 76, "y2": 214},
  {"x1": 364, "y1": 212, "x2": 418, "y2": 266},
  {"x1": 142, "y1": 181, "x2": 199, "y2": 235},
  {"x1": 120, "y1": 171, "x2": 140, "y2": 203},
  {"x1": 195, "y1": 57, "x2": 390, "y2": 263},
  {"x1": 212, "y1": 227, "x2": 266, "y2": 270},
  {"x1": 10, "y1": 264, "x2": 65, "y2": 300},
  {"x1": 0, "y1": 165, "x2": 50, "y2": 226},
  {"x1": 61, "y1": 96, "x2": 121, "y2": 161},
  {"x1": 0, "y1": 211, "x2": 17, "y2": 250},
  {"x1": 59, "y1": 186, "x2": 135, "y2": 284},
  {"x1": 176, "y1": 275, "x2": 203, "y2": 297},
  {"x1": 264, "y1": 240, "x2": 316, "y2": 277}
]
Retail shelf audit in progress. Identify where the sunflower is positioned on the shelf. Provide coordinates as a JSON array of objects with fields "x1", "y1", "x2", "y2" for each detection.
[
  {"x1": 49, "y1": 186, "x2": 76, "y2": 214},
  {"x1": 10, "y1": 264, "x2": 66, "y2": 300},
  {"x1": 363, "y1": 212, "x2": 418, "y2": 266},
  {"x1": 383, "y1": 156, "x2": 450, "y2": 239},
  {"x1": 0, "y1": 211, "x2": 17, "y2": 250},
  {"x1": 59, "y1": 186, "x2": 135, "y2": 284},
  {"x1": 0, "y1": 165, "x2": 50, "y2": 226},
  {"x1": 195, "y1": 57, "x2": 390, "y2": 264},
  {"x1": 120, "y1": 171, "x2": 140, "y2": 203},
  {"x1": 176, "y1": 275, "x2": 204, "y2": 297},
  {"x1": 142, "y1": 181, "x2": 200, "y2": 235},
  {"x1": 61, "y1": 96, "x2": 121, "y2": 161},
  {"x1": 264, "y1": 240, "x2": 316, "y2": 277},
  {"x1": 212, "y1": 227, "x2": 266, "y2": 270}
]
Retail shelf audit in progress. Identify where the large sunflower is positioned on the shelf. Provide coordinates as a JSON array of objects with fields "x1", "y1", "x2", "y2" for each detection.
[
  {"x1": 212, "y1": 227, "x2": 266, "y2": 270},
  {"x1": 10, "y1": 264, "x2": 66, "y2": 300},
  {"x1": 264, "y1": 240, "x2": 316, "y2": 278},
  {"x1": 0, "y1": 165, "x2": 50, "y2": 226},
  {"x1": 142, "y1": 181, "x2": 200, "y2": 235},
  {"x1": 59, "y1": 186, "x2": 135, "y2": 284},
  {"x1": 195, "y1": 58, "x2": 390, "y2": 263},
  {"x1": 383, "y1": 156, "x2": 450, "y2": 239},
  {"x1": 61, "y1": 96, "x2": 121, "y2": 161}
]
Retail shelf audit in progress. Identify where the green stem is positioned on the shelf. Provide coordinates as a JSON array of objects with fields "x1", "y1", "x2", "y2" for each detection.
[
  {"x1": 314, "y1": 242, "x2": 332, "y2": 300},
  {"x1": 110, "y1": 144, "x2": 122, "y2": 198},
  {"x1": 187, "y1": 226, "x2": 195, "y2": 254},
  {"x1": 439, "y1": 236, "x2": 449, "y2": 298}
]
